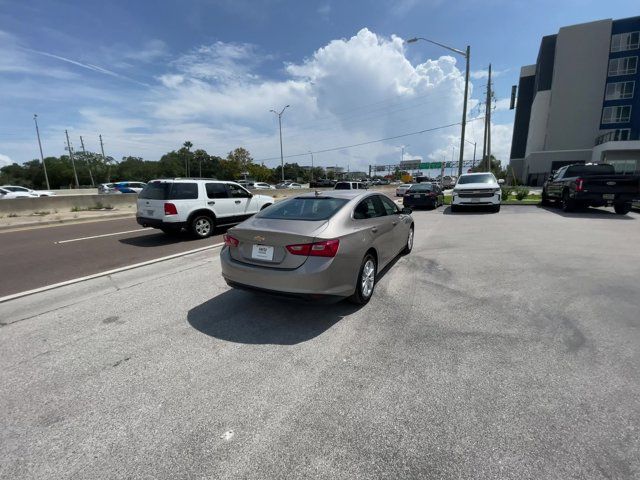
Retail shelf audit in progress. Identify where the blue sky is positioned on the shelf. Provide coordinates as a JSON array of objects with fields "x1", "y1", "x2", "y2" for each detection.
[{"x1": 1, "y1": 0, "x2": 638, "y2": 172}]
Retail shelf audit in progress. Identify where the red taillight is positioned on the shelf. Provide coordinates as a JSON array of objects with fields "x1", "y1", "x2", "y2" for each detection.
[
  {"x1": 286, "y1": 239, "x2": 340, "y2": 258},
  {"x1": 164, "y1": 203, "x2": 178, "y2": 215},
  {"x1": 575, "y1": 178, "x2": 584, "y2": 192},
  {"x1": 223, "y1": 234, "x2": 239, "y2": 247}
]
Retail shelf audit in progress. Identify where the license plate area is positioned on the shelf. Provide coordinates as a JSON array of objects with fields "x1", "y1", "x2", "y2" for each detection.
[
  {"x1": 471, "y1": 198, "x2": 482, "y2": 203},
  {"x1": 603, "y1": 194, "x2": 615, "y2": 200},
  {"x1": 252, "y1": 244, "x2": 274, "y2": 261}
]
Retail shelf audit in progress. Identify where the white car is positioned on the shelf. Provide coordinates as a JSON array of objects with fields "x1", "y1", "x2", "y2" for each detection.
[
  {"x1": 395, "y1": 184, "x2": 413, "y2": 197},
  {"x1": 334, "y1": 181, "x2": 368, "y2": 190},
  {"x1": 254, "y1": 182, "x2": 276, "y2": 190},
  {"x1": 450, "y1": 172, "x2": 504, "y2": 213},
  {"x1": 136, "y1": 179, "x2": 274, "y2": 238},
  {"x1": 1, "y1": 185, "x2": 55, "y2": 197},
  {"x1": 0, "y1": 187, "x2": 38, "y2": 199}
]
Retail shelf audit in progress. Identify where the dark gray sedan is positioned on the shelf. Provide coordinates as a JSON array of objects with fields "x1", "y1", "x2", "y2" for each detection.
[{"x1": 220, "y1": 191, "x2": 414, "y2": 304}]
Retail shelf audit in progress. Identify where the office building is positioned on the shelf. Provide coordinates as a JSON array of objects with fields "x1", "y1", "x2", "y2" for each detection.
[{"x1": 509, "y1": 17, "x2": 640, "y2": 185}]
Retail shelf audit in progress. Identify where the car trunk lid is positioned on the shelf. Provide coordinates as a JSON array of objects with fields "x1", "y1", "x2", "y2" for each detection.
[{"x1": 228, "y1": 218, "x2": 330, "y2": 269}]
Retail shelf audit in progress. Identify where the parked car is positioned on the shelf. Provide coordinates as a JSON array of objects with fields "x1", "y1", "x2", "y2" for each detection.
[
  {"x1": 441, "y1": 176, "x2": 455, "y2": 188},
  {"x1": 276, "y1": 182, "x2": 303, "y2": 189},
  {"x1": 395, "y1": 184, "x2": 413, "y2": 197},
  {"x1": 542, "y1": 163, "x2": 640, "y2": 214},
  {"x1": 334, "y1": 181, "x2": 367, "y2": 190},
  {"x1": 1, "y1": 185, "x2": 55, "y2": 197},
  {"x1": 309, "y1": 178, "x2": 336, "y2": 188},
  {"x1": 220, "y1": 191, "x2": 413, "y2": 304},
  {"x1": 253, "y1": 182, "x2": 276, "y2": 190},
  {"x1": 451, "y1": 172, "x2": 503, "y2": 212},
  {"x1": 98, "y1": 183, "x2": 116, "y2": 194},
  {"x1": 0, "y1": 187, "x2": 38, "y2": 199},
  {"x1": 136, "y1": 179, "x2": 274, "y2": 238},
  {"x1": 114, "y1": 181, "x2": 147, "y2": 194},
  {"x1": 403, "y1": 183, "x2": 444, "y2": 209}
]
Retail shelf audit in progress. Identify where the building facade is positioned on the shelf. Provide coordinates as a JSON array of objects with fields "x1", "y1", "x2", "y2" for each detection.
[{"x1": 509, "y1": 17, "x2": 640, "y2": 185}]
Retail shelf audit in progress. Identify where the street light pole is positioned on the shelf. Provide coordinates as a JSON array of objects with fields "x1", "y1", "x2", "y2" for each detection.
[
  {"x1": 308, "y1": 150, "x2": 314, "y2": 182},
  {"x1": 65, "y1": 129, "x2": 80, "y2": 188},
  {"x1": 406, "y1": 37, "x2": 471, "y2": 177},
  {"x1": 270, "y1": 105, "x2": 290, "y2": 182},
  {"x1": 33, "y1": 114, "x2": 50, "y2": 190}
]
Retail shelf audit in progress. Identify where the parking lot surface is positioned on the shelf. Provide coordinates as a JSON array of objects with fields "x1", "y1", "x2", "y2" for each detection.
[{"x1": 1, "y1": 206, "x2": 639, "y2": 479}]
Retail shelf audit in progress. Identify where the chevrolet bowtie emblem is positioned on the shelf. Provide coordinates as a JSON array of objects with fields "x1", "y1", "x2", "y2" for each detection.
[{"x1": 253, "y1": 235, "x2": 266, "y2": 242}]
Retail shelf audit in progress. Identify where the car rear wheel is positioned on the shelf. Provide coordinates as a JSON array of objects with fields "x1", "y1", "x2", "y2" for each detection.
[
  {"x1": 614, "y1": 203, "x2": 631, "y2": 215},
  {"x1": 561, "y1": 191, "x2": 576, "y2": 212},
  {"x1": 260, "y1": 203, "x2": 272, "y2": 210},
  {"x1": 403, "y1": 226, "x2": 414, "y2": 254},
  {"x1": 190, "y1": 215, "x2": 214, "y2": 238},
  {"x1": 349, "y1": 254, "x2": 377, "y2": 305}
]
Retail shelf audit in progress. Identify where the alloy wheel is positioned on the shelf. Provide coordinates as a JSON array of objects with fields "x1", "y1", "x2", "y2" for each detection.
[{"x1": 361, "y1": 259, "x2": 375, "y2": 298}]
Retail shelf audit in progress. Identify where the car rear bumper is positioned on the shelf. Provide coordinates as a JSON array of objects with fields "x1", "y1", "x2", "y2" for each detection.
[
  {"x1": 220, "y1": 247, "x2": 356, "y2": 299},
  {"x1": 452, "y1": 193, "x2": 500, "y2": 206},
  {"x1": 403, "y1": 196, "x2": 437, "y2": 207},
  {"x1": 571, "y1": 192, "x2": 636, "y2": 204},
  {"x1": 136, "y1": 216, "x2": 187, "y2": 229}
]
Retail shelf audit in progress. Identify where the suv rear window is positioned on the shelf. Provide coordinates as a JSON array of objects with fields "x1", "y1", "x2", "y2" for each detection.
[
  {"x1": 334, "y1": 182, "x2": 351, "y2": 190},
  {"x1": 256, "y1": 197, "x2": 348, "y2": 220},
  {"x1": 139, "y1": 182, "x2": 199, "y2": 200},
  {"x1": 566, "y1": 164, "x2": 615, "y2": 176}
]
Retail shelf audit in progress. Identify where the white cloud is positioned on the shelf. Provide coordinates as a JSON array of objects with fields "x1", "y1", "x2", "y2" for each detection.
[
  {"x1": 470, "y1": 68, "x2": 509, "y2": 80},
  {"x1": 0, "y1": 153, "x2": 13, "y2": 167},
  {"x1": 3, "y1": 28, "x2": 514, "y2": 172},
  {"x1": 317, "y1": 3, "x2": 331, "y2": 16}
]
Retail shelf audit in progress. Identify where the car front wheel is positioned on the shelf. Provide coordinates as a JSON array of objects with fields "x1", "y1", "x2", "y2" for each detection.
[
  {"x1": 614, "y1": 203, "x2": 631, "y2": 215},
  {"x1": 402, "y1": 226, "x2": 414, "y2": 254},
  {"x1": 349, "y1": 254, "x2": 377, "y2": 305},
  {"x1": 190, "y1": 215, "x2": 214, "y2": 238}
]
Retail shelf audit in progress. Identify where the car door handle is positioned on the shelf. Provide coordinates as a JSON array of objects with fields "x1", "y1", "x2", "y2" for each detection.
[
  {"x1": 235, "y1": 200, "x2": 241, "y2": 204},
  {"x1": 207, "y1": 201, "x2": 215, "y2": 205}
]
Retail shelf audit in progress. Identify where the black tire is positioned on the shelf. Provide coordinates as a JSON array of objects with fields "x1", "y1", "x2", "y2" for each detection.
[
  {"x1": 493, "y1": 204, "x2": 501, "y2": 213},
  {"x1": 402, "y1": 225, "x2": 414, "y2": 255},
  {"x1": 614, "y1": 203, "x2": 631, "y2": 215},
  {"x1": 349, "y1": 254, "x2": 377, "y2": 305},
  {"x1": 541, "y1": 190, "x2": 551, "y2": 206},
  {"x1": 450, "y1": 204, "x2": 458, "y2": 213},
  {"x1": 260, "y1": 203, "x2": 272, "y2": 211},
  {"x1": 561, "y1": 190, "x2": 576, "y2": 212},
  {"x1": 190, "y1": 214, "x2": 214, "y2": 238}
]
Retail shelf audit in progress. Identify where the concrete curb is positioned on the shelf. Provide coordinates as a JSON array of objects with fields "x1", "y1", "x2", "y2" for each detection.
[{"x1": 0, "y1": 212, "x2": 135, "y2": 232}]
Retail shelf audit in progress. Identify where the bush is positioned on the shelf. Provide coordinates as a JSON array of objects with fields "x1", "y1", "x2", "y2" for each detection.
[
  {"x1": 501, "y1": 187, "x2": 513, "y2": 200},
  {"x1": 515, "y1": 187, "x2": 530, "y2": 201}
]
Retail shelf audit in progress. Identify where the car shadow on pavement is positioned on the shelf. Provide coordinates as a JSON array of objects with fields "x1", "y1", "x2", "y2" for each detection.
[
  {"x1": 119, "y1": 227, "x2": 231, "y2": 247},
  {"x1": 537, "y1": 204, "x2": 635, "y2": 220},
  {"x1": 187, "y1": 289, "x2": 359, "y2": 345},
  {"x1": 442, "y1": 206, "x2": 497, "y2": 215}
]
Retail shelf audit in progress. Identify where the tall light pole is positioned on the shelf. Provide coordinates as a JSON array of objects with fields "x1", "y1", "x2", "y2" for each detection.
[
  {"x1": 406, "y1": 37, "x2": 470, "y2": 177},
  {"x1": 33, "y1": 114, "x2": 50, "y2": 190},
  {"x1": 65, "y1": 129, "x2": 80, "y2": 188},
  {"x1": 464, "y1": 138, "x2": 477, "y2": 169},
  {"x1": 270, "y1": 105, "x2": 290, "y2": 182},
  {"x1": 308, "y1": 150, "x2": 314, "y2": 182}
]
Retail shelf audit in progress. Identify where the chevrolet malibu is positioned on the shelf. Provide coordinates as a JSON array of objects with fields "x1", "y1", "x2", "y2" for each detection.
[
  {"x1": 220, "y1": 191, "x2": 414, "y2": 304},
  {"x1": 450, "y1": 172, "x2": 504, "y2": 213}
]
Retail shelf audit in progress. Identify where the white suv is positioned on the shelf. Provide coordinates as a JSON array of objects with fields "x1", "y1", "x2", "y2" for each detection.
[
  {"x1": 136, "y1": 179, "x2": 274, "y2": 238},
  {"x1": 451, "y1": 172, "x2": 503, "y2": 213}
]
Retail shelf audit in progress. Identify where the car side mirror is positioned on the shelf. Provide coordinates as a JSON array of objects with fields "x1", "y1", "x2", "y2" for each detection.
[
  {"x1": 401, "y1": 207, "x2": 412, "y2": 215},
  {"x1": 498, "y1": 179, "x2": 505, "y2": 185}
]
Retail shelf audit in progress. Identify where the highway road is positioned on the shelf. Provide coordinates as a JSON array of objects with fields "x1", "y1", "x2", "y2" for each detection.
[
  {"x1": 1, "y1": 206, "x2": 639, "y2": 479},
  {"x1": 0, "y1": 218, "x2": 226, "y2": 297}
]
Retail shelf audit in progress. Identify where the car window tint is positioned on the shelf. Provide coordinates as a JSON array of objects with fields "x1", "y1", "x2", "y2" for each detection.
[
  {"x1": 380, "y1": 196, "x2": 399, "y2": 215},
  {"x1": 227, "y1": 184, "x2": 250, "y2": 198},
  {"x1": 354, "y1": 196, "x2": 385, "y2": 219},
  {"x1": 335, "y1": 182, "x2": 350, "y2": 190},
  {"x1": 206, "y1": 183, "x2": 228, "y2": 199},
  {"x1": 169, "y1": 183, "x2": 198, "y2": 199},
  {"x1": 257, "y1": 197, "x2": 348, "y2": 220}
]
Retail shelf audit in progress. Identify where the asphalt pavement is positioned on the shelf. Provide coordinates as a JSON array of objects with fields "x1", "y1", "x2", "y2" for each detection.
[{"x1": 1, "y1": 206, "x2": 639, "y2": 479}]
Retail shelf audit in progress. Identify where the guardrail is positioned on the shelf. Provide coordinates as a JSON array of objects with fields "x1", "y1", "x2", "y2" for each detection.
[{"x1": 0, "y1": 194, "x2": 138, "y2": 215}]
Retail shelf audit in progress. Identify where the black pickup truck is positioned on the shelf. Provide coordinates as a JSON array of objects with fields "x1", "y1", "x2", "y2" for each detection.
[
  {"x1": 309, "y1": 178, "x2": 335, "y2": 188},
  {"x1": 542, "y1": 163, "x2": 640, "y2": 215}
]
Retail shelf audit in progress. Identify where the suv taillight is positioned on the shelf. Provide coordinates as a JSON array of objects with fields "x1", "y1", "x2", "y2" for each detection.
[
  {"x1": 223, "y1": 234, "x2": 239, "y2": 247},
  {"x1": 286, "y1": 239, "x2": 340, "y2": 257},
  {"x1": 575, "y1": 178, "x2": 584, "y2": 192},
  {"x1": 164, "y1": 203, "x2": 178, "y2": 215}
]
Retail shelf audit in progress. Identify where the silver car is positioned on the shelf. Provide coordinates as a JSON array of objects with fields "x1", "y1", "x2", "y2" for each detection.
[{"x1": 220, "y1": 191, "x2": 414, "y2": 304}]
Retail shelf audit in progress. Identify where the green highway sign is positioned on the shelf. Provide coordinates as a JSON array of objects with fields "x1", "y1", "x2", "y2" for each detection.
[{"x1": 419, "y1": 162, "x2": 456, "y2": 169}]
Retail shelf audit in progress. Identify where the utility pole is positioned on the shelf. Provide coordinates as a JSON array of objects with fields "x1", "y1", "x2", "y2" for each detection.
[
  {"x1": 99, "y1": 134, "x2": 109, "y2": 182},
  {"x1": 486, "y1": 64, "x2": 492, "y2": 173},
  {"x1": 482, "y1": 64, "x2": 492, "y2": 172},
  {"x1": 79, "y1": 135, "x2": 95, "y2": 187},
  {"x1": 33, "y1": 114, "x2": 50, "y2": 190},
  {"x1": 270, "y1": 105, "x2": 290, "y2": 182},
  {"x1": 308, "y1": 151, "x2": 314, "y2": 182},
  {"x1": 458, "y1": 45, "x2": 471, "y2": 176},
  {"x1": 65, "y1": 130, "x2": 80, "y2": 188}
]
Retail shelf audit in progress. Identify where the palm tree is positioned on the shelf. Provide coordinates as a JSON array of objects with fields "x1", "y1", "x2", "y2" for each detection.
[{"x1": 182, "y1": 141, "x2": 193, "y2": 176}]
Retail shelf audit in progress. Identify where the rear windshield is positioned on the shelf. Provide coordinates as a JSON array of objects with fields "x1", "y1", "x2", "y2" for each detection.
[
  {"x1": 565, "y1": 164, "x2": 615, "y2": 176},
  {"x1": 256, "y1": 197, "x2": 348, "y2": 221},
  {"x1": 409, "y1": 184, "x2": 434, "y2": 192},
  {"x1": 457, "y1": 174, "x2": 495, "y2": 184},
  {"x1": 139, "y1": 182, "x2": 199, "y2": 200}
]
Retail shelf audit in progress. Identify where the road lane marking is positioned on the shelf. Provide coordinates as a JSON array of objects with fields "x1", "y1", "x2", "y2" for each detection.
[
  {"x1": 55, "y1": 228, "x2": 147, "y2": 244},
  {"x1": 0, "y1": 243, "x2": 224, "y2": 303}
]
